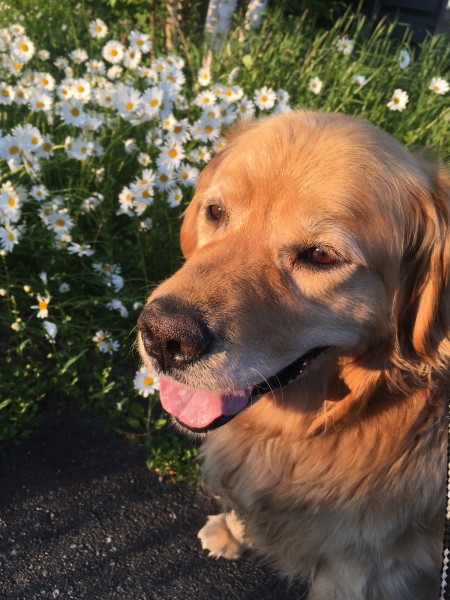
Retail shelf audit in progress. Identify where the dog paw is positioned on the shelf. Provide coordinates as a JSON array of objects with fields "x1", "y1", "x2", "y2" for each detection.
[{"x1": 198, "y1": 511, "x2": 247, "y2": 560}]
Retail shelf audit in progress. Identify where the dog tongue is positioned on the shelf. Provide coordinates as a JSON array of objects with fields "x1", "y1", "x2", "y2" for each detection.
[{"x1": 159, "y1": 376, "x2": 252, "y2": 429}]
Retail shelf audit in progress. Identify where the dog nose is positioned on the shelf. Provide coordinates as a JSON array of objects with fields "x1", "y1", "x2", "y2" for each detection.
[{"x1": 137, "y1": 297, "x2": 212, "y2": 371}]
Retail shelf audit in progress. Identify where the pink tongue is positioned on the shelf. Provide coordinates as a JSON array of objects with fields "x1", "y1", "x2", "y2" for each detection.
[{"x1": 159, "y1": 375, "x2": 252, "y2": 429}]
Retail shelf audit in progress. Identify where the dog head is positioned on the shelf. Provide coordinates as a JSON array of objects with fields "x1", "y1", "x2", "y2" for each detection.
[{"x1": 138, "y1": 111, "x2": 450, "y2": 434}]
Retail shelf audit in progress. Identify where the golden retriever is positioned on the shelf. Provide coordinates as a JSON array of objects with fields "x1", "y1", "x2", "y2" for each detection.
[{"x1": 137, "y1": 111, "x2": 450, "y2": 599}]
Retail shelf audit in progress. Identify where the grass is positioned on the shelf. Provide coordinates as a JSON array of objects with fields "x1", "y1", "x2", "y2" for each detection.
[{"x1": 0, "y1": 0, "x2": 448, "y2": 482}]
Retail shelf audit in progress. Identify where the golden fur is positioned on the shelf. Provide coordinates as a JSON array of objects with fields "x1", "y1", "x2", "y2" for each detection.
[{"x1": 139, "y1": 111, "x2": 450, "y2": 599}]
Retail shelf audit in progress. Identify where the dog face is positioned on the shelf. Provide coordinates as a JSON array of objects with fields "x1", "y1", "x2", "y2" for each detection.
[{"x1": 138, "y1": 111, "x2": 450, "y2": 433}]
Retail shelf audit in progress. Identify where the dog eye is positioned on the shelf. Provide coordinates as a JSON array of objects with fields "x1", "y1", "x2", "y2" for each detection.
[
  {"x1": 297, "y1": 246, "x2": 339, "y2": 268},
  {"x1": 206, "y1": 204, "x2": 224, "y2": 223}
]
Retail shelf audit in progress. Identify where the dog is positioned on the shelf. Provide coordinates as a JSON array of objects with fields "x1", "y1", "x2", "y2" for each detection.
[{"x1": 137, "y1": 111, "x2": 450, "y2": 599}]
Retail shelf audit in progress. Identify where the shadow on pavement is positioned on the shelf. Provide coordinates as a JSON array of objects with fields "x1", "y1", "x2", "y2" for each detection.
[{"x1": 0, "y1": 409, "x2": 308, "y2": 600}]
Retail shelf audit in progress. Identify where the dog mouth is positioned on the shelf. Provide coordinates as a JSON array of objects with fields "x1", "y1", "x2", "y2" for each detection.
[{"x1": 159, "y1": 346, "x2": 328, "y2": 433}]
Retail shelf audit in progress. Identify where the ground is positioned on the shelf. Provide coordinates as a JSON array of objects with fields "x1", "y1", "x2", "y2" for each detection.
[{"x1": 0, "y1": 409, "x2": 308, "y2": 599}]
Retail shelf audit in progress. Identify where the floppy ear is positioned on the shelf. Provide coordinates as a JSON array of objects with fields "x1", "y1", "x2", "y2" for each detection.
[
  {"x1": 395, "y1": 166, "x2": 450, "y2": 369},
  {"x1": 180, "y1": 120, "x2": 257, "y2": 259}
]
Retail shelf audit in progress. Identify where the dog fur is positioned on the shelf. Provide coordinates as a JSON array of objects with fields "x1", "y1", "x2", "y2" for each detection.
[{"x1": 138, "y1": 111, "x2": 450, "y2": 599}]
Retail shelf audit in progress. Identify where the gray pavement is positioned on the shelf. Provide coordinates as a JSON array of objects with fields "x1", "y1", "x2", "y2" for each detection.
[{"x1": 0, "y1": 409, "x2": 308, "y2": 600}]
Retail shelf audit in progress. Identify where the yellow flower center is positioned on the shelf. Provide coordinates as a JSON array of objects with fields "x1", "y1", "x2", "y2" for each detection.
[
  {"x1": 31, "y1": 136, "x2": 39, "y2": 145},
  {"x1": 7, "y1": 197, "x2": 16, "y2": 207},
  {"x1": 1, "y1": 89, "x2": 9, "y2": 97},
  {"x1": 42, "y1": 78, "x2": 49, "y2": 86},
  {"x1": 43, "y1": 142, "x2": 53, "y2": 152},
  {"x1": 169, "y1": 149, "x2": 178, "y2": 158},
  {"x1": 160, "y1": 174, "x2": 168, "y2": 182},
  {"x1": 77, "y1": 85, "x2": 85, "y2": 93},
  {"x1": 111, "y1": 48, "x2": 118, "y2": 57},
  {"x1": 71, "y1": 107, "x2": 80, "y2": 116},
  {"x1": 150, "y1": 98, "x2": 159, "y2": 107},
  {"x1": 9, "y1": 145, "x2": 19, "y2": 155},
  {"x1": 37, "y1": 101, "x2": 44, "y2": 108},
  {"x1": 125, "y1": 101, "x2": 134, "y2": 110},
  {"x1": 204, "y1": 125, "x2": 213, "y2": 134},
  {"x1": 55, "y1": 218, "x2": 65, "y2": 227},
  {"x1": 21, "y1": 43, "x2": 29, "y2": 52},
  {"x1": 174, "y1": 125, "x2": 182, "y2": 134},
  {"x1": 261, "y1": 95, "x2": 268, "y2": 102},
  {"x1": 38, "y1": 299, "x2": 48, "y2": 310},
  {"x1": 144, "y1": 376, "x2": 154, "y2": 386},
  {"x1": 7, "y1": 232, "x2": 14, "y2": 241}
]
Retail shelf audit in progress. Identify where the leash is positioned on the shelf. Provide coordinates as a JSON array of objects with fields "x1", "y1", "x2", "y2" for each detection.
[{"x1": 440, "y1": 397, "x2": 450, "y2": 599}]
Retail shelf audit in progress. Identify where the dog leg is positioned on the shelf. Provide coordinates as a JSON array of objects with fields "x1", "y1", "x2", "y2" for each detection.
[
  {"x1": 198, "y1": 510, "x2": 250, "y2": 560},
  {"x1": 307, "y1": 559, "x2": 368, "y2": 600}
]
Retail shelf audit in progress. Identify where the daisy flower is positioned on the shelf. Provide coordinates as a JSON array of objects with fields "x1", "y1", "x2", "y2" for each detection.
[
  {"x1": 336, "y1": 36, "x2": 354, "y2": 55},
  {"x1": 100, "y1": 338, "x2": 120, "y2": 354},
  {"x1": 0, "y1": 224, "x2": 21, "y2": 252},
  {"x1": 0, "y1": 83, "x2": 15, "y2": 105},
  {"x1": 71, "y1": 78, "x2": 91, "y2": 102},
  {"x1": 399, "y1": 49, "x2": 410, "y2": 69},
  {"x1": 353, "y1": 75, "x2": 367, "y2": 86},
  {"x1": 89, "y1": 18, "x2": 108, "y2": 39},
  {"x1": 308, "y1": 77, "x2": 323, "y2": 95},
  {"x1": 237, "y1": 98, "x2": 255, "y2": 120},
  {"x1": 102, "y1": 40, "x2": 125, "y2": 65},
  {"x1": 28, "y1": 91, "x2": 53, "y2": 113},
  {"x1": 107, "y1": 65, "x2": 123, "y2": 80},
  {"x1": 37, "y1": 49, "x2": 50, "y2": 61},
  {"x1": 123, "y1": 48, "x2": 142, "y2": 70},
  {"x1": 154, "y1": 167, "x2": 176, "y2": 192},
  {"x1": 117, "y1": 186, "x2": 134, "y2": 215},
  {"x1": 134, "y1": 367, "x2": 160, "y2": 397},
  {"x1": 429, "y1": 77, "x2": 449, "y2": 95},
  {"x1": 253, "y1": 86, "x2": 276, "y2": 110},
  {"x1": 194, "y1": 90, "x2": 217, "y2": 110},
  {"x1": 60, "y1": 100, "x2": 87, "y2": 127},
  {"x1": 0, "y1": 183, "x2": 21, "y2": 222},
  {"x1": 31, "y1": 293, "x2": 50, "y2": 319},
  {"x1": 69, "y1": 48, "x2": 88, "y2": 64},
  {"x1": 59, "y1": 282, "x2": 70, "y2": 293},
  {"x1": 30, "y1": 184, "x2": 49, "y2": 201},
  {"x1": 47, "y1": 209, "x2": 74, "y2": 235},
  {"x1": 106, "y1": 299, "x2": 129, "y2": 318},
  {"x1": 128, "y1": 30, "x2": 152, "y2": 53},
  {"x1": 387, "y1": 89, "x2": 409, "y2": 112},
  {"x1": 137, "y1": 152, "x2": 151, "y2": 166},
  {"x1": 191, "y1": 115, "x2": 221, "y2": 143},
  {"x1": 43, "y1": 320, "x2": 57, "y2": 339},
  {"x1": 11, "y1": 35, "x2": 35, "y2": 62},
  {"x1": 67, "y1": 242, "x2": 94, "y2": 257},
  {"x1": 176, "y1": 163, "x2": 199, "y2": 187},
  {"x1": 157, "y1": 142, "x2": 185, "y2": 170},
  {"x1": 141, "y1": 87, "x2": 164, "y2": 117},
  {"x1": 167, "y1": 186, "x2": 183, "y2": 208},
  {"x1": 197, "y1": 67, "x2": 211, "y2": 87}
]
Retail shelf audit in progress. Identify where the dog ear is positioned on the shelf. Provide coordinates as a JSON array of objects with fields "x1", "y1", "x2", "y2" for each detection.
[
  {"x1": 180, "y1": 120, "x2": 257, "y2": 258},
  {"x1": 394, "y1": 166, "x2": 450, "y2": 369}
]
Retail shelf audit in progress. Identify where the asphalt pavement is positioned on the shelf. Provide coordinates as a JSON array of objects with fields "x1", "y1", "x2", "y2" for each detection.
[{"x1": 0, "y1": 408, "x2": 308, "y2": 600}]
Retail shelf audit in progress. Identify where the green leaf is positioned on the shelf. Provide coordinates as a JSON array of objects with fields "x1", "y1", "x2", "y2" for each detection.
[{"x1": 242, "y1": 54, "x2": 254, "y2": 70}]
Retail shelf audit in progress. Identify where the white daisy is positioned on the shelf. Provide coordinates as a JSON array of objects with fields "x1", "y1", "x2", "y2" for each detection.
[
  {"x1": 157, "y1": 142, "x2": 185, "y2": 170},
  {"x1": 308, "y1": 77, "x2": 323, "y2": 95},
  {"x1": 106, "y1": 299, "x2": 129, "y2": 318},
  {"x1": 167, "y1": 186, "x2": 183, "y2": 208},
  {"x1": 128, "y1": 30, "x2": 152, "y2": 53},
  {"x1": 31, "y1": 293, "x2": 50, "y2": 319},
  {"x1": 353, "y1": 75, "x2": 367, "y2": 86},
  {"x1": 43, "y1": 320, "x2": 57, "y2": 339},
  {"x1": 387, "y1": 88, "x2": 409, "y2": 112},
  {"x1": 89, "y1": 18, "x2": 108, "y2": 39},
  {"x1": 253, "y1": 86, "x2": 276, "y2": 110},
  {"x1": 197, "y1": 67, "x2": 211, "y2": 87},
  {"x1": 429, "y1": 77, "x2": 449, "y2": 95},
  {"x1": 102, "y1": 40, "x2": 125, "y2": 64},
  {"x1": 134, "y1": 367, "x2": 160, "y2": 397},
  {"x1": 0, "y1": 224, "x2": 21, "y2": 252},
  {"x1": 336, "y1": 36, "x2": 354, "y2": 55}
]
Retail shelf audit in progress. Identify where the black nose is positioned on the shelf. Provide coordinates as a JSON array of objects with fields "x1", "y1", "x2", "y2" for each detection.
[{"x1": 137, "y1": 297, "x2": 212, "y2": 372}]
